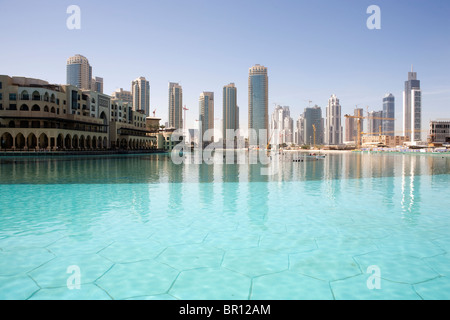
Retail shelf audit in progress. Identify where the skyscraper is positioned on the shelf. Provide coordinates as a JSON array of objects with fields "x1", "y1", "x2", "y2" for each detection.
[
  {"x1": 199, "y1": 92, "x2": 214, "y2": 143},
  {"x1": 223, "y1": 83, "x2": 238, "y2": 144},
  {"x1": 248, "y1": 64, "x2": 268, "y2": 145},
  {"x1": 295, "y1": 115, "x2": 305, "y2": 145},
  {"x1": 324, "y1": 94, "x2": 343, "y2": 145},
  {"x1": 168, "y1": 82, "x2": 183, "y2": 130},
  {"x1": 132, "y1": 77, "x2": 150, "y2": 116},
  {"x1": 345, "y1": 108, "x2": 364, "y2": 143},
  {"x1": 403, "y1": 69, "x2": 422, "y2": 141},
  {"x1": 66, "y1": 54, "x2": 92, "y2": 90},
  {"x1": 270, "y1": 105, "x2": 293, "y2": 145},
  {"x1": 367, "y1": 110, "x2": 384, "y2": 136},
  {"x1": 303, "y1": 105, "x2": 324, "y2": 146},
  {"x1": 383, "y1": 93, "x2": 395, "y2": 136}
]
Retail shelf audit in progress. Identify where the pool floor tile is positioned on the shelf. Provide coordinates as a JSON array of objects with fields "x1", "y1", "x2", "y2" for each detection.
[
  {"x1": 95, "y1": 259, "x2": 179, "y2": 300},
  {"x1": 251, "y1": 271, "x2": 333, "y2": 300},
  {"x1": 289, "y1": 250, "x2": 361, "y2": 281},
  {"x1": 0, "y1": 275, "x2": 40, "y2": 300},
  {"x1": 28, "y1": 284, "x2": 111, "y2": 300},
  {"x1": 169, "y1": 268, "x2": 251, "y2": 300},
  {"x1": 331, "y1": 275, "x2": 421, "y2": 300},
  {"x1": 0, "y1": 248, "x2": 55, "y2": 276},
  {"x1": 222, "y1": 248, "x2": 289, "y2": 278},
  {"x1": 98, "y1": 239, "x2": 164, "y2": 263},
  {"x1": 157, "y1": 244, "x2": 225, "y2": 271},
  {"x1": 28, "y1": 254, "x2": 113, "y2": 289},
  {"x1": 413, "y1": 277, "x2": 450, "y2": 300},
  {"x1": 354, "y1": 251, "x2": 439, "y2": 284}
]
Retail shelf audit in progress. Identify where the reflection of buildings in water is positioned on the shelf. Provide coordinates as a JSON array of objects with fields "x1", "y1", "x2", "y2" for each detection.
[
  {"x1": 401, "y1": 155, "x2": 421, "y2": 216},
  {"x1": 247, "y1": 164, "x2": 269, "y2": 227},
  {"x1": 380, "y1": 155, "x2": 395, "y2": 206},
  {"x1": 167, "y1": 160, "x2": 184, "y2": 216},
  {"x1": 198, "y1": 162, "x2": 215, "y2": 211},
  {"x1": 322, "y1": 154, "x2": 343, "y2": 200},
  {"x1": 222, "y1": 164, "x2": 240, "y2": 215}
]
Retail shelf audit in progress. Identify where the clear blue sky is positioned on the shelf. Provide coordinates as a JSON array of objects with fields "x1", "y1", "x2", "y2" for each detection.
[{"x1": 1, "y1": 0, "x2": 449, "y2": 135}]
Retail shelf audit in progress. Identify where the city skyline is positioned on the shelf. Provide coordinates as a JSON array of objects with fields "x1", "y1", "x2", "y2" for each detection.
[{"x1": 1, "y1": 0, "x2": 449, "y2": 136}]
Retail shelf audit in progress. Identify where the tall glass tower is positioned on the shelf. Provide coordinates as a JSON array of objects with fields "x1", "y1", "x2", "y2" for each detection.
[
  {"x1": 199, "y1": 92, "x2": 214, "y2": 143},
  {"x1": 383, "y1": 93, "x2": 395, "y2": 136},
  {"x1": 168, "y1": 82, "x2": 183, "y2": 130},
  {"x1": 248, "y1": 65, "x2": 268, "y2": 146},
  {"x1": 403, "y1": 69, "x2": 421, "y2": 141},
  {"x1": 223, "y1": 83, "x2": 238, "y2": 144}
]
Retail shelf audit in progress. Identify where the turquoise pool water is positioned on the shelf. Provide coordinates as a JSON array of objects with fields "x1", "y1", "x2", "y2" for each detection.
[{"x1": 0, "y1": 152, "x2": 449, "y2": 300}]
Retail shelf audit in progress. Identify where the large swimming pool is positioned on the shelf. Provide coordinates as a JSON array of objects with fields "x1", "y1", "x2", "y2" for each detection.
[{"x1": 0, "y1": 152, "x2": 449, "y2": 300}]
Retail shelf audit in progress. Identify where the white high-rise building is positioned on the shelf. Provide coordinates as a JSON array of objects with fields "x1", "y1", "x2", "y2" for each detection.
[
  {"x1": 403, "y1": 69, "x2": 422, "y2": 141},
  {"x1": 324, "y1": 94, "x2": 343, "y2": 145},
  {"x1": 270, "y1": 105, "x2": 293, "y2": 145},
  {"x1": 132, "y1": 77, "x2": 150, "y2": 116}
]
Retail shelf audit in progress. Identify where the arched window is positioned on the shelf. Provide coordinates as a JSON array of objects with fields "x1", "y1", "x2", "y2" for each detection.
[
  {"x1": 21, "y1": 90, "x2": 29, "y2": 100},
  {"x1": 31, "y1": 105, "x2": 40, "y2": 112},
  {"x1": 44, "y1": 106, "x2": 49, "y2": 112},
  {"x1": 43, "y1": 92, "x2": 49, "y2": 102},
  {"x1": 50, "y1": 107, "x2": 56, "y2": 113},
  {"x1": 50, "y1": 94, "x2": 56, "y2": 103},
  {"x1": 20, "y1": 104, "x2": 29, "y2": 111},
  {"x1": 32, "y1": 91, "x2": 40, "y2": 101}
]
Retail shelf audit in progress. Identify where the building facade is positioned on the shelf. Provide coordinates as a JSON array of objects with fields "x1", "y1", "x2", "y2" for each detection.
[
  {"x1": 362, "y1": 135, "x2": 410, "y2": 148},
  {"x1": 112, "y1": 88, "x2": 133, "y2": 104},
  {"x1": 429, "y1": 120, "x2": 450, "y2": 144},
  {"x1": 248, "y1": 65, "x2": 268, "y2": 146},
  {"x1": 168, "y1": 82, "x2": 183, "y2": 130},
  {"x1": 67, "y1": 54, "x2": 92, "y2": 91},
  {"x1": 132, "y1": 77, "x2": 150, "y2": 116},
  {"x1": 383, "y1": 93, "x2": 395, "y2": 136},
  {"x1": 303, "y1": 105, "x2": 324, "y2": 146},
  {"x1": 222, "y1": 83, "x2": 238, "y2": 144},
  {"x1": 199, "y1": 92, "x2": 214, "y2": 143},
  {"x1": 324, "y1": 94, "x2": 343, "y2": 145},
  {"x1": 345, "y1": 108, "x2": 364, "y2": 143},
  {"x1": 0, "y1": 75, "x2": 156, "y2": 151},
  {"x1": 367, "y1": 110, "x2": 384, "y2": 136},
  {"x1": 403, "y1": 69, "x2": 422, "y2": 141},
  {"x1": 270, "y1": 105, "x2": 293, "y2": 145}
]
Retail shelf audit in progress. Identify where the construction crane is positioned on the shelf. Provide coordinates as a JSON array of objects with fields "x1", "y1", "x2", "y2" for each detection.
[
  {"x1": 344, "y1": 110, "x2": 395, "y2": 149},
  {"x1": 312, "y1": 124, "x2": 317, "y2": 149}
]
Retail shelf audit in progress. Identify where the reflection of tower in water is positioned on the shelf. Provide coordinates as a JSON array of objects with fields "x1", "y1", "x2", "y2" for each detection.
[
  {"x1": 247, "y1": 164, "x2": 269, "y2": 227},
  {"x1": 401, "y1": 155, "x2": 421, "y2": 216},
  {"x1": 222, "y1": 164, "x2": 240, "y2": 215},
  {"x1": 198, "y1": 162, "x2": 215, "y2": 212}
]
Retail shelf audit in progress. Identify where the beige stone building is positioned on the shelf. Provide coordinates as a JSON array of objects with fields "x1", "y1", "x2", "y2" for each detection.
[
  {"x1": 0, "y1": 75, "x2": 157, "y2": 151},
  {"x1": 362, "y1": 135, "x2": 410, "y2": 148}
]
